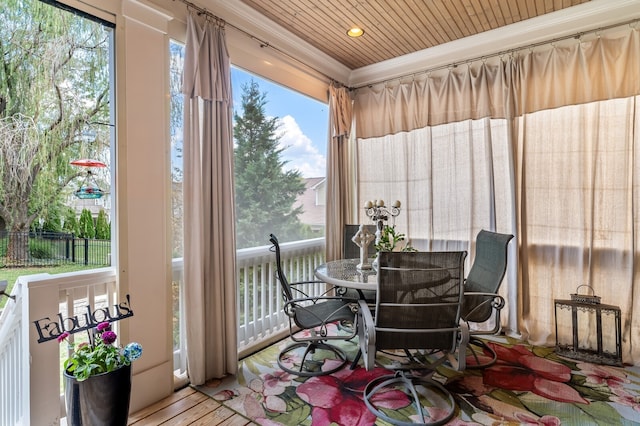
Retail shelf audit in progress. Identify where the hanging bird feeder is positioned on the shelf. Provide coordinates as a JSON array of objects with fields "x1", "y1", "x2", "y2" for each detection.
[
  {"x1": 70, "y1": 159, "x2": 107, "y2": 199},
  {"x1": 73, "y1": 170, "x2": 105, "y2": 199}
]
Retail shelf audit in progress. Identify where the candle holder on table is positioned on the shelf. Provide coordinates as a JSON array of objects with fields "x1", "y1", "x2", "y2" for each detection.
[{"x1": 363, "y1": 199, "x2": 401, "y2": 268}]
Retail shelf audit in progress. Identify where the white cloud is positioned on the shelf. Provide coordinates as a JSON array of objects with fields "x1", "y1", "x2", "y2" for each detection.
[{"x1": 276, "y1": 115, "x2": 326, "y2": 178}]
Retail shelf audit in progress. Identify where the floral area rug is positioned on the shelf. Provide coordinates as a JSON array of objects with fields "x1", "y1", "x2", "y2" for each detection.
[{"x1": 197, "y1": 329, "x2": 640, "y2": 425}]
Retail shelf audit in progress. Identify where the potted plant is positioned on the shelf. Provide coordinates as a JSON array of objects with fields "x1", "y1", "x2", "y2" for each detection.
[
  {"x1": 374, "y1": 224, "x2": 416, "y2": 253},
  {"x1": 58, "y1": 322, "x2": 142, "y2": 426},
  {"x1": 372, "y1": 225, "x2": 416, "y2": 268}
]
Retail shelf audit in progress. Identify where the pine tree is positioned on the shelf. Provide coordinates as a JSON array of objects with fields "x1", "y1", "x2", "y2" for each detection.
[
  {"x1": 233, "y1": 80, "x2": 306, "y2": 248},
  {"x1": 95, "y1": 209, "x2": 110, "y2": 240},
  {"x1": 78, "y1": 208, "x2": 95, "y2": 239},
  {"x1": 63, "y1": 208, "x2": 80, "y2": 236}
]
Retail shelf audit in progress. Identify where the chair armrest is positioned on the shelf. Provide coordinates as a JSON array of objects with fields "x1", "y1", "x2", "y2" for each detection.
[
  {"x1": 463, "y1": 291, "x2": 500, "y2": 298},
  {"x1": 290, "y1": 280, "x2": 338, "y2": 298},
  {"x1": 287, "y1": 295, "x2": 359, "y2": 305},
  {"x1": 462, "y1": 292, "x2": 505, "y2": 332},
  {"x1": 290, "y1": 280, "x2": 327, "y2": 286},
  {"x1": 463, "y1": 292, "x2": 505, "y2": 312}
]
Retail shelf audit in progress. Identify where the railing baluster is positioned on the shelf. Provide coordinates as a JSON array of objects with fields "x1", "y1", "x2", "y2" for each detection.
[{"x1": 260, "y1": 259, "x2": 267, "y2": 337}]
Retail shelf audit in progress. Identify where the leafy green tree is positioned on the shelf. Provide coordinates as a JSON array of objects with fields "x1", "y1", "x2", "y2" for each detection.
[
  {"x1": 78, "y1": 209, "x2": 95, "y2": 239},
  {"x1": 95, "y1": 209, "x2": 110, "y2": 240},
  {"x1": 40, "y1": 202, "x2": 68, "y2": 232},
  {"x1": 0, "y1": 0, "x2": 110, "y2": 261},
  {"x1": 63, "y1": 208, "x2": 80, "y2": 236},
  {"x1": 233, "y1": 80, "x2": 307, "y2": 248}
]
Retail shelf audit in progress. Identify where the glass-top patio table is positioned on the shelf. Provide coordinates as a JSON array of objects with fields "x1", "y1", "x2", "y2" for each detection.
[
  {"x1": 314, "y1": 258, "x2": 378, "y2": 291},
  {"x1": 315, "y1": 257, "x2": 452, "y2": 292}
]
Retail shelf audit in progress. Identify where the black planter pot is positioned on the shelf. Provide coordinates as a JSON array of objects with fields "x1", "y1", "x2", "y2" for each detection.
[{"x1": 64, "y1": 364, "x2": 132, "y2": 426}]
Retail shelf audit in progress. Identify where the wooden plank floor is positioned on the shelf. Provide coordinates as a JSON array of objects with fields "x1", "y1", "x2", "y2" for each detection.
[{"x1": 128, "y1": 386, "x2": 256, "y2": 426}]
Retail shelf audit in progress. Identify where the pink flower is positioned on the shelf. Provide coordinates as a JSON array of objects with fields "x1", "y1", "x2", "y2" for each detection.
[
  {"x1": 482, "y1": 343, "x2": 589, "y2": 405},
  {"x1": 610, "y1": 387, "x2": 640, "y2": 412},
  {"x1": 296, "y1": 361, "x2": 410, "y2": 426},
  {"x1": 57, "y1": 331, "x2": 70, "y2": 343},
  {"x1": 96, "y1": 322, "x2": 111, "y2": 332},
  {"x1": 577, "y1": 362, "x2": 629, "y2": 390},
  {"x1": 101, "y1": 330, "x2": 117, "y2": 344},
  {"x1": 261, "y1": 370, "x2": 293, "y2": 396},
  {"x1": 470, "y1": 395, "x2": 561, "y2": 424},
  {"x1": 514, "y1": 412, "x2": 562, "y2": 425}
]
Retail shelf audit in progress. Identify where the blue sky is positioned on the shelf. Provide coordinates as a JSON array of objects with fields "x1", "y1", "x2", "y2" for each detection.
[{"x1": 231, "y1": 67, "x2": 328, "y2": 178}]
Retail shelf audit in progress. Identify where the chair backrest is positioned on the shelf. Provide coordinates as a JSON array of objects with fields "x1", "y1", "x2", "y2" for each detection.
[
  {"x1": 463, "y1": 230, "x2": 514, "y2": 322},
  {"x1": 343, "y1": 224, "x2": 376, "y2": 259},
  {"x1": 269, "y1": 234, "x2": 293, "y2": 302},
  {"x1": 375, "y1": 251, "x2": 467, "y2": 351}
]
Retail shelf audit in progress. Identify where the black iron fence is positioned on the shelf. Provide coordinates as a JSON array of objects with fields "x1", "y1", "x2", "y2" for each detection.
[{"x1": 0, "y1": 231, "x2": 111, "y2": 268}]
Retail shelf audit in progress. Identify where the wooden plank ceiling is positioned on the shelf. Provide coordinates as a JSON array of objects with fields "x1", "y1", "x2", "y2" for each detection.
[{"x1": 240, "y1": 0, "x2": 591, "y2": 69}]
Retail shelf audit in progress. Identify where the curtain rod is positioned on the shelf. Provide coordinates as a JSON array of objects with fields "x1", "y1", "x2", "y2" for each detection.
[
  {"x1": 173, "y1": 0, "x2": 339, "y2": 86},
  {"x1": 352, "y1": 17, "x2": 640, "y2": 90}
]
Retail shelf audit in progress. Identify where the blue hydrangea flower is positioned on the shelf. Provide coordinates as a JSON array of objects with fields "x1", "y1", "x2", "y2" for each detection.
[{"x1": 123, "y1": 342, "x2": 143, "y2": 362}]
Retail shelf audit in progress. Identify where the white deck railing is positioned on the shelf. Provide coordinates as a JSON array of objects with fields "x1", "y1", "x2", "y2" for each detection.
[
  {"x1": 0, "y1": 268, "x2": 118, "y2": 425},
  {"x1": 171, "y1": 238, "x2": 326, "y2": 362},
  {"x1": 0, "y1": 275, "x2": 26, "y2": 426},
  {"x1": 236, "y1": 238, "x2": 325, "y2": 356},
  {"x1": 0, "y1": 238, "x2": 324, "y2": 424}
]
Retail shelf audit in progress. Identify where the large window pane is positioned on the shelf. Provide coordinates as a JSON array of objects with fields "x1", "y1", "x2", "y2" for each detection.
[
  {"x1": 232, "y1": 68, "x2": 328, "y2": 248},
  {"x1": 0, "y1": 0, "x2": 115, "y2": 288}
]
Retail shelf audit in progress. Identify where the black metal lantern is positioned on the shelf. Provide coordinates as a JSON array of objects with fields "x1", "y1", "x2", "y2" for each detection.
[{"x1": 554, "y1": 285, "x2": 622, "y2": 366}]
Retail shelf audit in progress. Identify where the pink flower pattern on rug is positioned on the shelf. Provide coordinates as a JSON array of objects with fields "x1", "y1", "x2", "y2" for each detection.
[
  {"x1": 481, "y1": 342, "x2": 589, "y2": 404},
  {"x1": 296, "y1": 359, "x2": 409, "y2": 426},
  {"x1": 200, "y1": 336, "x2": 640, "y2": 425}
]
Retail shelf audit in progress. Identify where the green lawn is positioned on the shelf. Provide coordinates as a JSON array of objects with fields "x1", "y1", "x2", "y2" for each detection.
[{"x1": 1, "y1": 264, "x2": 99, "y2": 309}]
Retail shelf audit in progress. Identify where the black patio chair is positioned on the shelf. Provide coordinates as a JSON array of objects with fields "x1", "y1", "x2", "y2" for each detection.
[
  {"x1": 269, "y1": 234, "x2": 357, "y2": 377},
  {"x1": 358, "y1": 250, "x2": 469, "y2": 425},
  {"x1": 461, "y1": 229, "x2": 514, "y2": 368}
]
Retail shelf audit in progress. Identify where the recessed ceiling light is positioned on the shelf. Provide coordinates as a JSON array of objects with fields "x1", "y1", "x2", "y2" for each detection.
[{"x1": 347, "y1": 27, "x2": 364, "y2": 38}]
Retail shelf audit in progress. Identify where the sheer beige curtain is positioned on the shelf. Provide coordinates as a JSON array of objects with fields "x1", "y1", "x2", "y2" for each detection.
[
  {"x1": 515, "y1": 97, "x2": 640, "y2": 360},
  {"x1": 353, "y1": 27, "x2": 640, "y2": 363},
  {"x1": 182, "y1": 12, "x2": 237, "y2": 385},
  {"x1": 355, "y1": 118, "x2": 518, "y2": 333},
  {"x1": 325, "y1": 84, "x2": 354, "y2": 261},
  {"x1": 512, "y1": 29, "x2": 640, "y2": 364}
]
